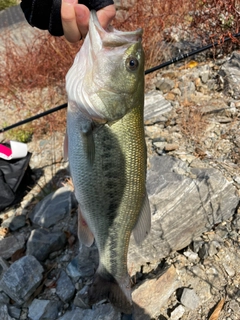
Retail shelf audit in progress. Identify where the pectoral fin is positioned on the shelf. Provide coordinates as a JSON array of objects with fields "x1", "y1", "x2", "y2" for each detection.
[
  {"x1": 133, "y1": 193, "x2": 151, "y2": 245},
  {"x1": 78, "y1": 206, "x2": 94, "y2": 247},
  {"x1": 81, "y1": 122, "x2": 95, "y2": 167}
]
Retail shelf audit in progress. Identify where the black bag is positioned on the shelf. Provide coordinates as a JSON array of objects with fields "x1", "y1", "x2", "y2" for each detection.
[{"x1": 0, "y1": 152, "x2": 33, "y2": 211}]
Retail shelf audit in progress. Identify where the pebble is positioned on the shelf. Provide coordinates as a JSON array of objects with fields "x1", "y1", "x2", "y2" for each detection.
[
  {"x1": 180, "y1": 288, "x2": 200, "y2": 310},
  {"x1": 170, "y1": 305, "x2": 185, "y2": 320},
  {"x1": 223, "y1": 263, "x2": 236, "y2": 277},
  {"x1": 73, "y1": 285, "x2": 90, "y2": 309},
  {"x1": 156, "y1": 78, "x2": 175, "y2": 93},
  {"x1": 56, "y1": 270, "x2": 75, "y2": 302},
  {"x1": 164, "y1": 143, "x2": 179, "y2": 151},
  {"x1": 183, "y1": 251, "x2": 199, "y2": 263},
  {"x1": 28, "y1": 299, "x2": 63, "y2": 320},
  {"x1": 208, "y1": 241, "x2": 221, "y2": 256},
  {"x1": 229, "y1": 300, "x2": 240, "y2": 315}
]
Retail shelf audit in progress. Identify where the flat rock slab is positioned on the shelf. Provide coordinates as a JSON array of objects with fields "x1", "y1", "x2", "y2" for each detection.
[
  {"x1": 144, "y1": 91, "x2": 172, "y2": 124},
  {"x1": 128, "y1": 155, "x2": 239, "y2": 272},
  {"x1": 133, "y1": 265, "x2": 181, "y2": 319},
  {"x1": 0, "y1": 255, "x2": 44, "y2": 305},
  {"x1": 29, "y1": 187, "x2": 73, "y2": 228}
]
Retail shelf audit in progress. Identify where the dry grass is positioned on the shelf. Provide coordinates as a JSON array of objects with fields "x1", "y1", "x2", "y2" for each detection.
[
  {"x1": 0, "y1": 31, "x2": 80, "y2": 138},
  {"x1": 0, "y1": 0, "x2": 239, "y2": 140}
]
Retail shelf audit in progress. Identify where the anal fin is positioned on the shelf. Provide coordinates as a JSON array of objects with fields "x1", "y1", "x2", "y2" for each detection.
[
  {"x1": 133, "y1": 193, "x2": 151, "y2": 245},
  {"x1": 78, "y1": 206, "x2": 94, "y2": 247}
]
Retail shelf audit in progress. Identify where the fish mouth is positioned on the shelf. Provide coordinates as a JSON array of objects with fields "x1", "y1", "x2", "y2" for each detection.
[{"x1": 90, "y1": 11, "x2": 143, "y2": 49}]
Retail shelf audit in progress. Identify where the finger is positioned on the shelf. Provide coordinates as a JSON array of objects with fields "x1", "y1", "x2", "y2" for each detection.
[
  {"x1": 74, "y1": 4, "x2": 90, "y2": 38},
  {"x1": 61, "y1": 0, "x2": 81, "y2": 43},
  {"x1": 97, "y1": 5, "x2": 116, "y2": 30}
]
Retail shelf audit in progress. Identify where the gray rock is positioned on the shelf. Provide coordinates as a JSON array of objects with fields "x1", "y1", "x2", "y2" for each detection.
[
  {"x1": 73, "y1": 286, "x2": 90, "y2": 309},
  {"x1": 156, "y1": 78, "x2": 175, "y2": 93},
  {"x1": 144, "y1": 91, "x2": 172, "y2": 124},
  {"x1": 178, "y1": 81, "x2": 195, "y2": 95},
  {"x1": 29, "y1": 187, "x2": 73, "y2": 228},
  {"x1": 56, "y1": 270, "x2": 75, "y2": 302},
  {"x1": 8, "y1": 305, "x2": 21, "y2": 319},
  {"x1": 208, "y1": 241, "x2": 221, "y2": 257},
  {"x1": 229, "y1": 300, "x2": 240, "y2": 315},
  {"x1": 180, "y1": 288, "x2": 200, "y2": 310},
  {"x1": 1, "y1": 215, "x2": 26, "y2": 231},
  {"x1": 67, "y1": 243, "x2": 98, "y2": 280},
  {"x1": 66, "y1": 257, "x2": 82, "y2": 282},
  {"x1": 28, "y1": 299, "x2": 63, "y2": 320},
  {"x1": 0, "y1": 255, "x2": 44, "y2": 305},
  {"x1": 0, "y1": 293, "x2": 10, "y2": 304},
  {"x1": 26, "y1": 229, "x2": 67, "y2": 261},
  {"x1": 198, "y1": 243, "x2": 209, "y2": 259},
  {"x1": 200, "y1": 70, "x2": 209, "y2": 84},
  {"x1": 219, "y1": 51, "x2": 240, "y2": 99},
  {"x1": 128, "y1": 155, "x2": 239, "y2": 271},
  {"x1": 0, "y1": 234, "x2": 26, "y2": 259},
  {"x1": 170, "y1": 305, "x2": 185, "y2": 320},
  {"x1": 0, "y1": 257, "x2": 9, "y2": 277},
  {"x1": 58, "y1": 304, "x2": 121, "y2": 320},
  {"x1": 0, "y1": 304, "x2": 14, "y2": 320},
  {"x1": 183, "y1": 251, "x2": 199, "y2": 263}
]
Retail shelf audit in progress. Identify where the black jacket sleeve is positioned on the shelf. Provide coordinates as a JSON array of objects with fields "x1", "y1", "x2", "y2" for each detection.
[{"x1": 20, "y1": 0, "x2": 114, "y2": 36}]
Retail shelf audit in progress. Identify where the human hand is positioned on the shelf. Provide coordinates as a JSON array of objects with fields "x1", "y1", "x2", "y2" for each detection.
[{"x1": 61, "y1": 0, "x2": 116, "y2": 42}]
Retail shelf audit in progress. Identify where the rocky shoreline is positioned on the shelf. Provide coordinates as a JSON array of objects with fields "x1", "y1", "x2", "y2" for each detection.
[{"x1": 0, "y1": 31, "x2": 240, "y2": 320}]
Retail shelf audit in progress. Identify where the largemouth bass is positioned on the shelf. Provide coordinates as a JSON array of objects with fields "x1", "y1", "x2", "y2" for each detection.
[{"x1": 65, "y1": 11, "x2": 151, "y2": 314}]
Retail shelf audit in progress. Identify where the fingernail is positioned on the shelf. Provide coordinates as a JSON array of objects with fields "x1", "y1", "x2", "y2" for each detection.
[{"x1": 63, "y1": 0, "x2": 75, "y2": 3}]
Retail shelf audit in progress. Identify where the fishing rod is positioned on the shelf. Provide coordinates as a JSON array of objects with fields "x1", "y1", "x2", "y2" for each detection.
[
  {"x1": 145, "y1": 32, "x2": 240, "y2": 75},
  {"x1": 0, "y1": 103, "x2": 67, "y2": 133},
  {"x1": 1, "y1": 32, "x2": 239, "y2": 133}
]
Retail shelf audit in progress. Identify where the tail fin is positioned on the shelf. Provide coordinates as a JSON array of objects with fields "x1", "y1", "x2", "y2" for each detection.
[{"x1": 88, "y1": 271, "x2": 133, "y2": 314}]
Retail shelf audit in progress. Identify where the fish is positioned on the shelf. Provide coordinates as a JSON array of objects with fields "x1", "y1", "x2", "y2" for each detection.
[{"x1": 64, "y1": 11, "x2": 151, "y2": 314}]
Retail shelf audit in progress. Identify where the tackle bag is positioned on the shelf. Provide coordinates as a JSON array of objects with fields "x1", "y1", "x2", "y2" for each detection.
[{"x1": 0, "y1": 142, "x2": 33, "y2": 211}]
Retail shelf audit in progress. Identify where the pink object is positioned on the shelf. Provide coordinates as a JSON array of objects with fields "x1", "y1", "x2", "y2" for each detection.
[
  {"x1": 0, "y1": 141, "x2": 28, "y2": 160},
  {"x1": 0, "y1": 144, "x2": 12, "y2": 157}
]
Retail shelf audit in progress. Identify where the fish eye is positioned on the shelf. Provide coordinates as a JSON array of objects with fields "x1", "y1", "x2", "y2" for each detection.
[{"x1": 126, "y1": 56, "x2": 139, "y2": 71}]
